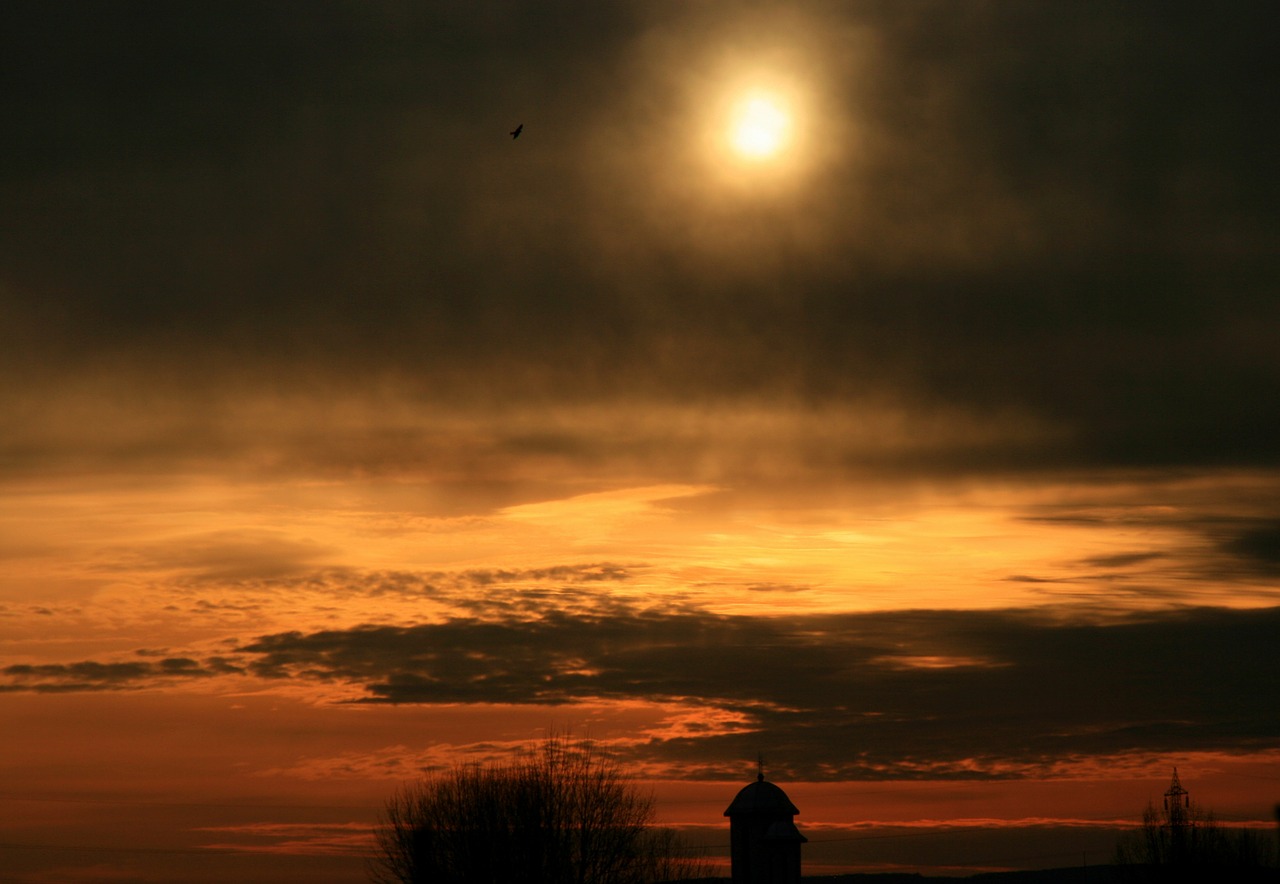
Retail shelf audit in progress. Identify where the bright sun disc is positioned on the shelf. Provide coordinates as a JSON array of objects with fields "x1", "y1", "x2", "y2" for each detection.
[{"x1": 729, "y1": 94, "x2": 790, "y2": 159}]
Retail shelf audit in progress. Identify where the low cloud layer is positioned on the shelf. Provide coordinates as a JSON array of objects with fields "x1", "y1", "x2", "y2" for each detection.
[{"x1": 8, "y1": 604, "x2": 1276, "y2": 779}]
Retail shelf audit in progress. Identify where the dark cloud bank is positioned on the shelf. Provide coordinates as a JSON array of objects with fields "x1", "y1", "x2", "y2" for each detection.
[
  {"x1": 2, "y1": 1, "x2": 1277, "y2": 476},
  {"x1": 7, "y1": 604, "x2": 1277, "y2": 779}
]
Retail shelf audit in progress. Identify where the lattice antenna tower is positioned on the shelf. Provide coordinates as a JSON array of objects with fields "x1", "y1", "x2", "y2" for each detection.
[{"x1": 1163, "y1": 767, "x2": 1190, "y2": 829}]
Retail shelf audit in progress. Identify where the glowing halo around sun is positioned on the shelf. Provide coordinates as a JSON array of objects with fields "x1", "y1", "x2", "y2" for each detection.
[
  {"x1": 702, "y1": 77, "x2": 814, "y2": 189},
  {"x1": 683, "y1": 59, "x2": 830, "y2": 195},
  {"x1": 728, "y1": 92, "x2": 791, "y2": 160}
]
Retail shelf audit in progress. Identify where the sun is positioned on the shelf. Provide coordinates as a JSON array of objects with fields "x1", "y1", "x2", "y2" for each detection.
[{"x1": 728, "y1": 92, "x2": 791, "y2": 160}]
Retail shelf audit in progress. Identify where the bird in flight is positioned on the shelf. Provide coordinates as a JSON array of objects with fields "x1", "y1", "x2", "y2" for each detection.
[{"x1": 510, "y1": 123, "x2": 523, "y2": 139}]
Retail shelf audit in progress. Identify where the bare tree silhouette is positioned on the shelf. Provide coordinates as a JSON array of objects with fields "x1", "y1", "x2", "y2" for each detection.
[{"x1": 369, "y1": 734, "x2": 705, "y2": 884}]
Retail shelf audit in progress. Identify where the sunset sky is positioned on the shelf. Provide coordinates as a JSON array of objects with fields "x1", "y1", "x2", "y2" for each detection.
[{"x1": 3, "y1": 2, "x2": 1278, "y2": 881}]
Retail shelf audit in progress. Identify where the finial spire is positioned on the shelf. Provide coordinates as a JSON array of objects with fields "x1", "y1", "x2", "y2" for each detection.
[{"x1": 757, "y1": 752, "x2": 765, "y2": 782}]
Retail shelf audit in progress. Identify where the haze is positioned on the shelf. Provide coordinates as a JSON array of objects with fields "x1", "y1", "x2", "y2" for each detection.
[{"x1": 2, "y1": 2, "x2": 1277, "y2": 881}]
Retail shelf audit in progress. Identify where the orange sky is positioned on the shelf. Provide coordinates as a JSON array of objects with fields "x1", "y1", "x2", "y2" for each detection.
[
  {"x1": 4, "y1": 459, "x2": 1278, "y2": 879},
  {"x1": 3, "y1": 2, "x2": 1278, "y2": 880}
]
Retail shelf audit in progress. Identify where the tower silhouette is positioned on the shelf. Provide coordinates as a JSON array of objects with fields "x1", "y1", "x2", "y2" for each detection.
[
  {"x1": 724, "y1": 769, "x2": 806, "y2": 884},
  {"x1": 1162, "y1": 766, "x2": 1194, "y2": 865},
  {"x1": 1163, "y1": 766, "x2": 1190, "y2": 829}
]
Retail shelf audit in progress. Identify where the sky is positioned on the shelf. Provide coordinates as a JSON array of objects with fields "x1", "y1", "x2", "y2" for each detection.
[{"x1": 2, "y1": 1, "x2": 1278, "y2": 880}]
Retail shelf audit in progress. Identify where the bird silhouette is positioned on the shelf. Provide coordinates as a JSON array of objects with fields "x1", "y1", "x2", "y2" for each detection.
[{"x1": 510, "y1": 123, "x2": 523, "y2": 139}]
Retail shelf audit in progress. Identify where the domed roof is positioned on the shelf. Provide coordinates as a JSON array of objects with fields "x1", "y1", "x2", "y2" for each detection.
[{"x1": 724, "y1": 775, "x2": 800, "y2": 816}]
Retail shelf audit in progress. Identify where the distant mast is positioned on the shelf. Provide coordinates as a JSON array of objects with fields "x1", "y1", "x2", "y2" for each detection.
[{"x1": 1163, "y1": 767, "x2": 1190, "y2": 830}]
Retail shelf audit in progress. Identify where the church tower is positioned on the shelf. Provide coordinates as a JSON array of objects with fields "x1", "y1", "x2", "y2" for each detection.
[{"x1": 724, "y1": 770, "x2": 806, "y2": 884}]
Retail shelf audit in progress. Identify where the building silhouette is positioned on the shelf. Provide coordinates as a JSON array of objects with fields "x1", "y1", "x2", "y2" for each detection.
[{"x1": 724, "y1": 771, "x2": 806, "y2": 884}]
